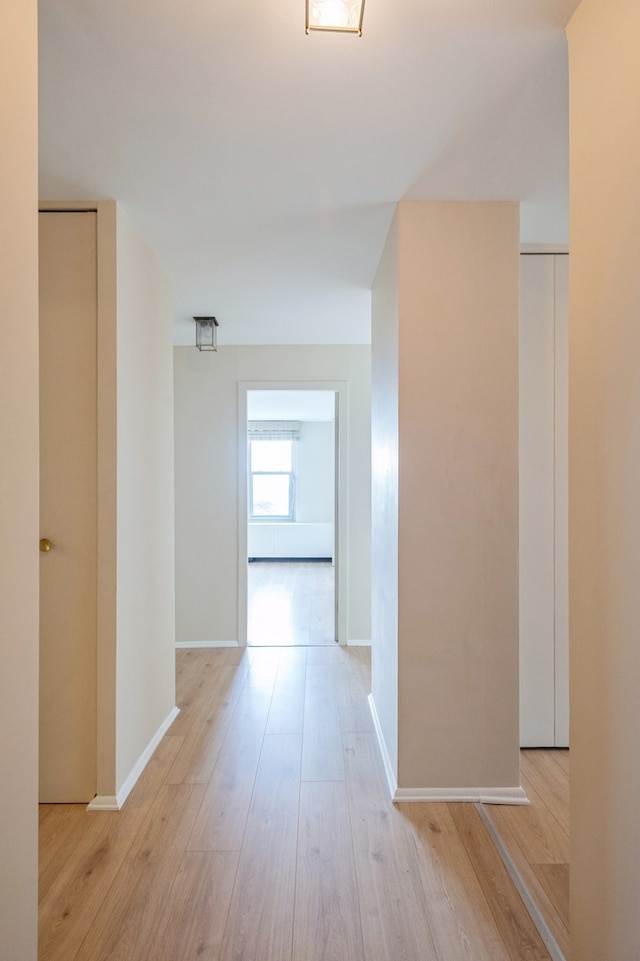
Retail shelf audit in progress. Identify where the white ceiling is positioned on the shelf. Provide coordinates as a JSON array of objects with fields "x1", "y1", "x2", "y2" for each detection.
[{"x1": 38, "y1": 0, "x2": 579, "y2": 347}]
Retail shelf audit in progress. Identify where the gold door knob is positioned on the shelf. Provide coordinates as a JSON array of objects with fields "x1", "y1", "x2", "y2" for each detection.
[{"x1": 39, "y1": 538, "x2": 52, "y2": 552}]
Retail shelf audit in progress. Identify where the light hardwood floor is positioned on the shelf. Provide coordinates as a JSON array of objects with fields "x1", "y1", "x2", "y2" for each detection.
[
  {"x1": 484, "y1": 749, "x2": 570, "y2": 959},
  {"x1": 247, "y1": 561, "x2": 335, "y2": 646},
  {"x1": 40, "y1": 647, "x2": 564, "y2": 961}
]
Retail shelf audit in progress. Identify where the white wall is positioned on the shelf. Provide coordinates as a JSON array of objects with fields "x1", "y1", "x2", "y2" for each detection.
[
  {"x1": 115, "y1": 207, "x2": 177, "y2": 791},
  {"x1": 0, "y1": 2, "x2": 39, "y2": 957},
  {"x1": 568, "y1": 2, "x2": 640, "y2": 957},
  {"x1": 296, "y1": 421, "x2": 334, "y2": 523},
  {"x1": 174, "y1": 346, "x2": 371, "y2": 644},
  {"x1": 372, "y1": 202, "x2": 521, "y2": 796}
]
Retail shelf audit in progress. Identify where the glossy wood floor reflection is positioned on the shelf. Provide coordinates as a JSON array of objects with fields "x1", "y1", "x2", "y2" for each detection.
[
  {"x1": 40, "y1": 647, "x2": 557, "y2": 961},
  {"x1": 247, "y1": 561, "x2": 335, "y2": 646}
]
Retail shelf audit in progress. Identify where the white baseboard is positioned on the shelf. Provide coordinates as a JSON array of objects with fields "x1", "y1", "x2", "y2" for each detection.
[
  {"x1": 86, "y1": 794, "x2": 120, "y2": 811},
  {"x1": 520, "y1": 243, "x2": 569, "y2": 255},
  {"x1": 368, "y1": 693, "x2": 398, "y2": 797},
  {"x1": 175, "y1": 640, "x2": 239, "y2": 649},
  {"x1": 86, "y1": 706, "x2": 180, "y2": 812},
  {"x1": 347, "y1": 639, "x2": 372, "y2": 647},
  {"x1": 393, "y1": 785, "x2": 530, "y2": 805}
]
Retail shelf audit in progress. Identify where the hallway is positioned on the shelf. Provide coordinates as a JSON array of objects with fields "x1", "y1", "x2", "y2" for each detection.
[{"x1": 39, "y1": 646, "x2": 563, "y2": 961}]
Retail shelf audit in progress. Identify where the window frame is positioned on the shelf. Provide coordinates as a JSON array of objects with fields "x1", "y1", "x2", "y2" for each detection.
[{"x1": 248, "y1": 438, "x2": 296, "y2": 522}]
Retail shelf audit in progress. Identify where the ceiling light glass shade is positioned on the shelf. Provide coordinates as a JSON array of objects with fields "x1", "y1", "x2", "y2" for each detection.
[
  {"x1": 305, "y1": 0, "x2": 365, "y2": 35},
  {"x1": 194, "y1": 316, "x2": 219, "y2": 351}
]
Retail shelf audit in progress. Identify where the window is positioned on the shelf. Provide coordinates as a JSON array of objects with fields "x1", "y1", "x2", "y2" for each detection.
[{"x1": 249, "y1": 439, "x2": 295, "y2": 520}]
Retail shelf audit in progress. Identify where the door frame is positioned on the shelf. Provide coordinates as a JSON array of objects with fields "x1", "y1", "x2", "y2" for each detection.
[
  {"x1": 238, "y1": 380, "x2": 349, "y2": 645},
  {"x1": 519, "y1": 245, "x2": 569, "y2": 747}
]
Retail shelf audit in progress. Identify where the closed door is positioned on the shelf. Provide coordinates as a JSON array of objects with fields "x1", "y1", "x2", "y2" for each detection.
[{"x1": 39, "y1": 211, "x2": 98, "y2": 802}]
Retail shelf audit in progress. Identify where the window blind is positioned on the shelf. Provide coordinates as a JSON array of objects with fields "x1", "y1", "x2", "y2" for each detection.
[{"x1": 247, "y1": 420, "x2": 301, "y2": 441}]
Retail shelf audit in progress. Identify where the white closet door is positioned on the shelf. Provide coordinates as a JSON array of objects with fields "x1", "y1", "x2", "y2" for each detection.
[{"x1": 519, "y1": 253, "x2": 569, "y2": 747}]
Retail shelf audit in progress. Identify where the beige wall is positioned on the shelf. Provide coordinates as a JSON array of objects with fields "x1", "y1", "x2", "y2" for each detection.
[
  {"x1": 115, "y1": 207, "x2": 177, "y2": 789},
  {"x1": 372, "y1": 202, "x2": 521, "y2": 794},
  {"x1": 174, "y1": 345, "x2": 371, "y2": 645},
  {"x1": 568, "y1": 2, "x2": 640, "y2": 956},
  {"x1": 0, "y1": 1, "x2": 39, "y2": 957}
]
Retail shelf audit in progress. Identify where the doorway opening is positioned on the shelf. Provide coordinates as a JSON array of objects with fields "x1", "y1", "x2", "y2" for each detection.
[
  {"x1": 239, "y1": 384, "x2": 348, "y2": 646},
  {"x1": 247, "y1": 561, "x2": 335, "y2": 646}
]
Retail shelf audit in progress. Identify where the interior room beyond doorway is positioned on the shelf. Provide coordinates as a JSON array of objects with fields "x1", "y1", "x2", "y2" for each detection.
[{"x1": 246, "y1": 389, "x2": 336, "y2": 647}]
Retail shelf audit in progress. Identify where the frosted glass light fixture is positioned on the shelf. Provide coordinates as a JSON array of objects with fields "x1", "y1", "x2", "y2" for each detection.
[
  {"x1": 305, "y1": 0, "x2": 365, "y2": 35},
  {"x1": 194, "y1": 316, "x2": 219, "y2": 351}
]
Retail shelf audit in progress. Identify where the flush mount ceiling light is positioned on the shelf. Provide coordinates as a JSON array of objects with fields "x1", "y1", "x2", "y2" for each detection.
[
  {"x1": 194, "y1": 316, "x2": 219, "y2": 351},
  {"x1": 305, "y1": 0, "x2": 365, "y2": 35}
]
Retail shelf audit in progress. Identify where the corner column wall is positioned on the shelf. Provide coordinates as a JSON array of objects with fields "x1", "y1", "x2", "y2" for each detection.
[
  {"x1": 568, "y1": 2, "x2": 640, "y2": 956},
  {"x1": 0, "y1": 2, "x2": 39, "y2": 956},
  {"x1": 372, "y1": 202, "x2": 521, "y2": 799}
]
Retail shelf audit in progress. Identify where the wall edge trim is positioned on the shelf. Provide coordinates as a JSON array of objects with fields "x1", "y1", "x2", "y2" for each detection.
[
  {"x1": 87, "y1": 705, "x2": 180, "y2": 811},
  {"x1": 475, "y1": 803, "x2": 566, "y2": 960},
  {"x1": 368, "y1": 693, "x2": 397, "y2": 797}
]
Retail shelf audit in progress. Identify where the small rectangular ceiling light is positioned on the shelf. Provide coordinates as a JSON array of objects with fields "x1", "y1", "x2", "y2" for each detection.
[
  {"x1": 305, "y1": 0, "x2": 365, "y2": 35},
  {"x1": 194, "y1": 316, "x2": 219, "y2": 351}
]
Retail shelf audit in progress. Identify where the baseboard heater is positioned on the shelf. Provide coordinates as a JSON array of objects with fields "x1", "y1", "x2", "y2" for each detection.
[
  {"x1": 248, "y1": 556, "x2": 332, "y2": 563},
  {"x1": 247, "y1": 521, "x2": 333, "y2": 560}
]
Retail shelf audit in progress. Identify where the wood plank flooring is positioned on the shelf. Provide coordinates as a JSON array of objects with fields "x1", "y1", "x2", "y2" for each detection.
[
  {"x1": 40, "y1": 647, "x2": 560, "y2": 961},
  {"x1": 483, "y1": 749, "x2": 570, "y2": 959},
  {"x1": 247, "y1": 561, "x2": 335, "y2": 645}
]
